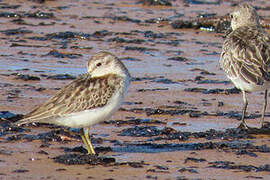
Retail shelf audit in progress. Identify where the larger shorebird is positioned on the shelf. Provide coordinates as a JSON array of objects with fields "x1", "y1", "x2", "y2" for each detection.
[
  {"x1": 220, "y1": 3, "x2": 270, "y2": 128},
  {"x1": 16, "y1": 51, "x2": 131, "y2": 154}
]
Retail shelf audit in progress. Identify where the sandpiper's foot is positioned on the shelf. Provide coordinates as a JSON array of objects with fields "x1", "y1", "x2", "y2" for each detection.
[
  {"x1": 237, "y1": 122, "x2": 249, "y2": 129},
  {"x1": 260, "y1": 122, "x2": 269, "y2": 129}
]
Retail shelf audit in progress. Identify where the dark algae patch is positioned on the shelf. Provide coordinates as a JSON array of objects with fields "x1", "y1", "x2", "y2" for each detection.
[
  {"x1": 63, "y1": 146, "x2": 112, "y2": 154},
  {"x1": 104, "y1": 118, "x2": 165, "y2": 126},
  {"x1": 184, "y1": 157, "x2": 206, "y2": 163},
  {"x1": 119, "y1": 126, "x2": 162, "y2": 137},
  {"x1": 43, "y1": 50, "x2": 83, "y2": 59},
  {"x1": 113, "y1": 141, "x2": 270, "y2": 154},
  {"x1": 120, "y1": 106, "x2": 269, "y2": 120},
  {"x1": 0, "y1": 111, "x2": 20, "y2": 120},
  {"x1": 184, "y1": 87, "x2": 241, "y2": 94},
  {"x1": 24, "y1": 11, "x2": 54, "y2": 19},
  {"x1": 53, "y1": 154, "x2": 148, "y2": 168},
  {"x1": 178, "y1": 167, "x2": 198, "y2": 174},
  {"x1": 118, "y1": 125, "x2": 270, "y2": 141},
  {"x1": 137, "y1": 0, "x2": 172, "y2": 6},
  {"x1": 12, "y1": 169, "x2": 29, "y2": 173},
  {"x1": 14, "y1": 73, "x2": 41, "y2": 81},
  {"x1": 46, "y1": 74, "x2": 76, "y2": 80},
  {"x1": 208, "y1": 161, "x2": 270, "y2": 172},
  {"x1": 0, "y1": 28, "x2": 32, "y2": 35},
  {"x1": 183, "y1": 0, "x2": 221, "y2": 5},
  {"x1": 53, "y1": 154, "x2": 115, "y2": 165}
]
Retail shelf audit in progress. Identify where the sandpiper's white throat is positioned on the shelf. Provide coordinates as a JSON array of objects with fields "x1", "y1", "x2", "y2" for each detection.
[
  {"x1": 220, "y1": 3, "x2": 270, "y2": 128},
  {"x1": 16, "y1": 51, "x2": 131, "y2": 154}
]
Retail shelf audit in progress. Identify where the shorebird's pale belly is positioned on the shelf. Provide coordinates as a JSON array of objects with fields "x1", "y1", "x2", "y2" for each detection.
[
  {"x1": 54, "y1": 91, "x2": 123, "y2": 128},
  {"x1": 229, "y1": 76, "x2": 270, "y2": 92}
]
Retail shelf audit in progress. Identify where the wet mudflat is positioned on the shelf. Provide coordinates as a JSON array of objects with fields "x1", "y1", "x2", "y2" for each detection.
[{"x1": 0, "y1": 0, "x2": 270, "y2": 179}]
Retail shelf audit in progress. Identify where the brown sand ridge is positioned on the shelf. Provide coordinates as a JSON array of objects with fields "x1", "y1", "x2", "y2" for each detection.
[{"x1": 1, "y1": 0, "x2": 270, "y2": 179}]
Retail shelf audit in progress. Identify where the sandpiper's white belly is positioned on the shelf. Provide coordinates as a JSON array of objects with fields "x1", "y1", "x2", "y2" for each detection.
[
  {"x1": 229, "y1": 76, "x2": 270, "y2": 92},
  {"x1": 53, "y1": 91, "x2": 124, "y2": 128}
]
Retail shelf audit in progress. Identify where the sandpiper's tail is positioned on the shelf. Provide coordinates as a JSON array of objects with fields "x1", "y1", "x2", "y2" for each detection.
[{"x1": 14, "y1": 118, "x2": 32, "y2": 126}]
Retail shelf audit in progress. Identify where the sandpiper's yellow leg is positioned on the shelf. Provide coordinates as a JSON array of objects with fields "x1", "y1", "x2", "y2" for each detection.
[{"x1": 80, "y1": 128, "x2": 96, "y2": 154}]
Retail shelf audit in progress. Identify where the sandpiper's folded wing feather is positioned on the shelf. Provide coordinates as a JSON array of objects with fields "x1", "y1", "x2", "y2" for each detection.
[
  {"x1": 16, "y1": 74, "x2": 122, "y2": 125},
  {"x1": 220, "y1": 25, "x2": 270, "y2": 85}
]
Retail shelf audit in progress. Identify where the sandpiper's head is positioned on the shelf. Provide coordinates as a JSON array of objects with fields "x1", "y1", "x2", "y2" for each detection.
[
  {"x1": 230, "y1": 3, "x2": 260, "y2": 30},
  {"x1": 87, "y1": 51, "x2": 130, "y2": 78}
]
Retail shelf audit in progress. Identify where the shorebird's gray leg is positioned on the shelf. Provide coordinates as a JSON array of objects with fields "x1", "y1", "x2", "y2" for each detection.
[
  {"x1": 260, "y1": 89, "x2": 268, "y2": 128},
  {"x1": 238, "y1": 90, "x2": 249, "y2": 129}
]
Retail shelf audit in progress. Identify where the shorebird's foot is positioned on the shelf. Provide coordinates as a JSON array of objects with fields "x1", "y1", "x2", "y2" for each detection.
[
  {"x1": 237, "y1": 122, "x2": 249, "y2": 129},
  {"x1": 260, "y1": 122, "x2": 269, "y2": 129}
]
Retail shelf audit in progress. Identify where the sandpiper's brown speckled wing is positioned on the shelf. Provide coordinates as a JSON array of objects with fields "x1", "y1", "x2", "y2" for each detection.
[
  {"x1": 16, "y1": 73, "x2": 123, "y2": 124},
  {"x1": 220, "y1": 26, "x2": 270, "y2": 85}
]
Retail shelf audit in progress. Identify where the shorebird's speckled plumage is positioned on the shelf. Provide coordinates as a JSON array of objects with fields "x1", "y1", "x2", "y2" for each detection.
[
  {"x1": 20, "y1": 74, "x2": 124, "y2": 126},
  {"x1": 220, "y1": 3, "x2": 270, "y2": 128},
  {"x1": 16, "y1": 51, "x2": 131, "y2": 154}
]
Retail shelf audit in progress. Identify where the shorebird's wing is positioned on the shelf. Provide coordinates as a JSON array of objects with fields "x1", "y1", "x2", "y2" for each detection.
[
  {"x1": 16, "y1": 74, "x2": 122, "y2": 125},
  {"x1": 220, "y1": 26, "x2": 270, "y2": 85}
]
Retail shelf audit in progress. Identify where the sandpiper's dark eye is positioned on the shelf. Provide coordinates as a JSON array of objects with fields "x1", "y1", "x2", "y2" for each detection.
[
  {"x1": 230, "y1": 14, "x2": 233, "y2": 19},
  {"x1": 96, "y1": 62, "x2": 102, "y2": 67}
]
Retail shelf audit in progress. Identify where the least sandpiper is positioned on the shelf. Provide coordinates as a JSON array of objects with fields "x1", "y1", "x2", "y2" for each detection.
[
  {"x1": 16, "y1": 51, "x2": 131, "y2": 154},
  {"x1": 220, "y1": 3, "x2": 270, "y2": 128}
]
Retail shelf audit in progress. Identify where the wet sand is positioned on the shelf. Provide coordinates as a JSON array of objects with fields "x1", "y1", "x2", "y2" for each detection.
[{"x1": 1, "y1": 0, "x2": 270, "y2": 179}]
